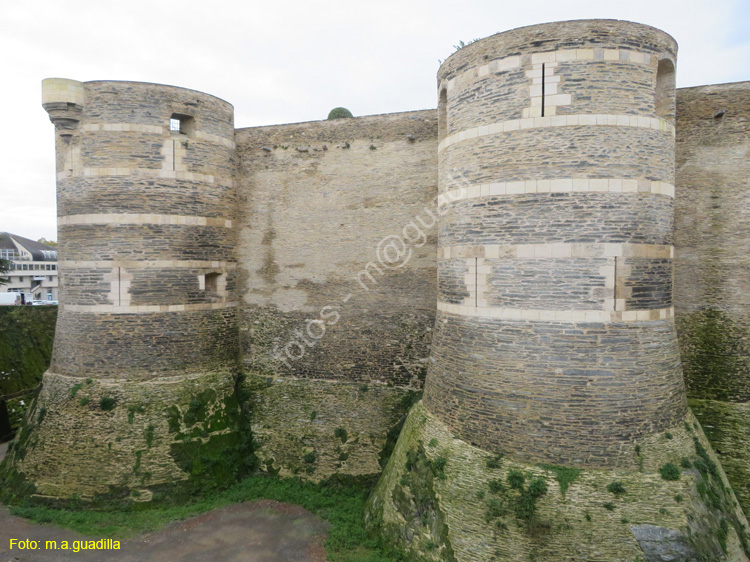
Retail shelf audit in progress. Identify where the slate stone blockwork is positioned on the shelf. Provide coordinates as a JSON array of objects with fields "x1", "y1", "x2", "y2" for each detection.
[
  {"x1": 423, "y1": 310, "x2": 687, "y2": 465},
  {"x1": 58, "y1": 176, "x2": 236, "y2": 218},
  {"x1": 51, "y1": 308, "x2": 238, "y2": 378},
  {"x1": 440, "y1": 127, "x2": 674, "y2": 188},
  {"x1": 622, "y1": 257, "x2": 672, "y2": 310},
  {"x1": 440, "y1": 193, "x2": 674, "y2": 247},
  {"x1": 59, "y1": 224, "x2": 235, "y2": 263},
  {"x1": 427, "y1": 20, "x2": 682, "y2": 467},
  {"x1": 487, "y1": 257, "x2": 609, "y2": 310},
  {"x1": 437, "y1": 259, "x2": 470, "y2": 304}
]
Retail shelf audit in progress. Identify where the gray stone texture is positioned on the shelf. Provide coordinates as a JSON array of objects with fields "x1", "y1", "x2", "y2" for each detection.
[
  {"x1": 487, "y1": 257, "x2": 609, "y2": 310},
  {"x1": 439, "y1": 194, "x2": 674, "y2": 246},
  {"x1": 235, "y1": 110, "x2": 438, "y2": 387},
  {"x1": 423, "y1": 310, "x2": 687, "y2": 465},
  {"x1": 57, "y1": 176, "x2": 236, "y2": 218},
  {"x1": 440, "y1": 127, "x2": 675, "y2": 189},
  {"x1": 426, "y1": 20, "x2": 683, "y2": 467}
]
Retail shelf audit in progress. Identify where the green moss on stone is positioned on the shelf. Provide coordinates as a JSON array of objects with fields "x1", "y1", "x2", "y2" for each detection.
[
  {"x1": 678, "y1": 309, "x2": 750, "y2": 401},
  {"x1": 166, "y1": 374, "x2": 257, "y2": 495},
  {"x1": 538, "y1": 464, "x2": 582, "y2": 497},
  {"x1": 99, "y1": 397, "x2": 117, "y2": 411},
  {"x1": 0, "y1": 307, "x2": 56, "y2": 396},
  {"x1": 690, "y1": 398, "x2": 750, "y2": 516}
]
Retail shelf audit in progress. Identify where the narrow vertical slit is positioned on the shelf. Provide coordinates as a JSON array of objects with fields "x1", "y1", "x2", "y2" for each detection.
[
  {"x1": 172, "y1": 140, "x2": 176, "y2": 171},
  {"x1": 118, "y1": 267, "x2": 121, "y2": 306},
  {"x1": 475, "y1": 257, "x2": 478, "y2": 308},
  {"x1": 541, "y1": 63, "x2": 546, "y2": 117},
  {"x1": 613, "y1": 257, "x2": 617, "y2": 311}
]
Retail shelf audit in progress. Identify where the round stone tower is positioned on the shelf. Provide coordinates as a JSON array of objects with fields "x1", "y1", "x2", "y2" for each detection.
[
  {"x1": 4, "y1": 79, "x2": 244, "y2": 500},
  {"x1": 425, "y1": 20, "x2": 683, "y2": 466},
  {"x1": 370, "y1": 21, "x2": 747, "y2": 561}
]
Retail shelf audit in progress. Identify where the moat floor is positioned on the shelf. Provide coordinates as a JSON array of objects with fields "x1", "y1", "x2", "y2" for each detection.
[{"x1": 0, "y1": 443, "x2": 329, "y2": 562}]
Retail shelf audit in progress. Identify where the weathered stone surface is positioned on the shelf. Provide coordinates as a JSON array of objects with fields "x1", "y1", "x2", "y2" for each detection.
[
  {"x1": 631, "y1": 524, "x2": 700, "y2": 562},
  {"x1": 674, "y1": 81, "x2": 750, "y2": 516},
  {"x1": 368, "y1": 402, "x2": 748, "y2": 562},
  {"x1": 426, "y1": 19, "x2": 685, "y2": 469},
  {"x1": 244, "y1": 376, "x2": 418, "y2": 481}
]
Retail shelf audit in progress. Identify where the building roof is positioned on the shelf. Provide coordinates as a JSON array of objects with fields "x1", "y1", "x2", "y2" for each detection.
[{"x1": 0, "y1": 233, "x2": 57, "y2": 261}]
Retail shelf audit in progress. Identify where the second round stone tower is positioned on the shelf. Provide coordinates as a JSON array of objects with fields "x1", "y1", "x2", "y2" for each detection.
[
  {"x1": 425, "y1": 20, "x2": 682, "y2": 466},
  {"x1": 370, "y1": 21, "x2": 747, "y2": 561},
  {"x1": 3, "y1": 79, "x2": 245, "y2": 499}
]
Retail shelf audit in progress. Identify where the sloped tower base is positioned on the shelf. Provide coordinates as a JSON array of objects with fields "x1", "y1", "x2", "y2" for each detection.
[
  {"x1": 0, "y1": 369, "x2": 253, "y2": 503},
  {"x1": 366, "y1": 402, "x2": 750, "y2": 562}
]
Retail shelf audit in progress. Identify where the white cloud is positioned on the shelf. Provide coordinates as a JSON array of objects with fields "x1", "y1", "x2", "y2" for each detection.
[{"x1": 0, "y1": 0, "x2": 747, "y2": 241}]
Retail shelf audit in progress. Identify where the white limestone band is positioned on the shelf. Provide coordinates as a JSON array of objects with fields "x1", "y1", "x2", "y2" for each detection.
[
  {"x1": 437, "y1": 301, "x2": 674, "y2": 323},
  {"x1": 439, "y1": 178, "x2": 675, "y2": 201},
  {"x1": 439, "y1": 243, "x2": 673, "y2": 260},
  {"x1": 439, "y1": 114, "x2": 675, "y2": 152},
  {"x1": 61, "y1": 301, "x2": 238, "y2": 314},
  {"x1": 58, "y1": 214, "x2": 233, "y2": 229}
]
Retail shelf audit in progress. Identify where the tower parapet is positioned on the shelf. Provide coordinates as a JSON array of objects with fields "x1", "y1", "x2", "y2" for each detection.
[{"x1": 42, "y1": 78, "x2": 84, "y2": 130}]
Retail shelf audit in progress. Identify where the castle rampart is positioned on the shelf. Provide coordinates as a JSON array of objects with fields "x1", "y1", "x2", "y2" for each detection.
[{"x1": 674, "y1": 80, "x2": 750, "y2": 513}]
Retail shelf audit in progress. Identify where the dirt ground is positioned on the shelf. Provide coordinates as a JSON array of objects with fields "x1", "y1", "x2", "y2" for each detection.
[{"x1": 0, "y1": 443, "x2": 329, "y2": 562}]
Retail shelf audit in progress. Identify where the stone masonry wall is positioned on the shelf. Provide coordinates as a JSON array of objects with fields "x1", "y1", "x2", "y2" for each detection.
[
  {"x1": 674, "y1": 81, "x2": 750, "y2": 514},
  {"x1": 674, "y1": 82, "x2": 750, "y2": 402},
  {"x1": 424, "y1": 20, "x2": 686, "y2": 467},
  {"x1": 2, "y1": 79, "x2": 249, "y2": 499},
  {"x1": 235, "y1": 111, "x2": 437, "y2": 479},
  {"x1": 235, "y1": 111, "x2": 438, "y2": 385}
]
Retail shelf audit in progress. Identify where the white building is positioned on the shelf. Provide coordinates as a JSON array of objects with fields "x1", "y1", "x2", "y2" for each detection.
[{"x1": 0, "y1": 233, "x2": 58, "y2": 303}]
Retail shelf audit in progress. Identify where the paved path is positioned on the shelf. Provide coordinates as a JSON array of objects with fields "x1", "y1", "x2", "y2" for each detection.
[{"x1": 0, "y1": 443, "x2": 329, "y2": 561}]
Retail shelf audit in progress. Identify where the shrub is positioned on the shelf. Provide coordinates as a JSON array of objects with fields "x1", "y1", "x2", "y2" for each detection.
[
  {"x1": 488, "y1": 479, "x2": 503, "y2": 494},
  {"x1": 486, "y1": 453, "x2": 504, "y2": 469},
  {"x1": 334, "y1": 427, "x2": 348, "y2": 444},
  {"x1": 659, "y1": 462, "x2": 681, "y2": 481},
  {"x1": 327, "y1": 107, "x2": 353, "y2": 120},
  {"x1": 99, "y1": 397, "x2": 117, "y2": 411},
  {"x1": 607, "y1": 481, "x2": 627, "y2": 496},
  {"x1": 507, "y1": 469, "x2": 525, "y2": 490}
]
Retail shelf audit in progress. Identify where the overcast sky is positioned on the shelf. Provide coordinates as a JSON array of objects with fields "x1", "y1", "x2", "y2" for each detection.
[{"x1": 1, "y1": 0, "x2": 748, "y2": 242}]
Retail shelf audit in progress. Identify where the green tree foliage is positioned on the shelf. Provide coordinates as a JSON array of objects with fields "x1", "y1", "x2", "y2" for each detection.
[{"x1": 0, "y1": 258, "x2": 11, "y2": 285}]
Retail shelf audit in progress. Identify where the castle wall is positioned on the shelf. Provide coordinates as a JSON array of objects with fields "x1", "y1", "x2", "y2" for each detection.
[
  {"x1": 424, "y1": 20, "x2": 687, "y2": 467},
  {"x1": 234, "y1": 110, "x2": 438, "y2": 478},
  {"x1": 674, "y1": 81, "x2": 750, "y2": 513}
]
